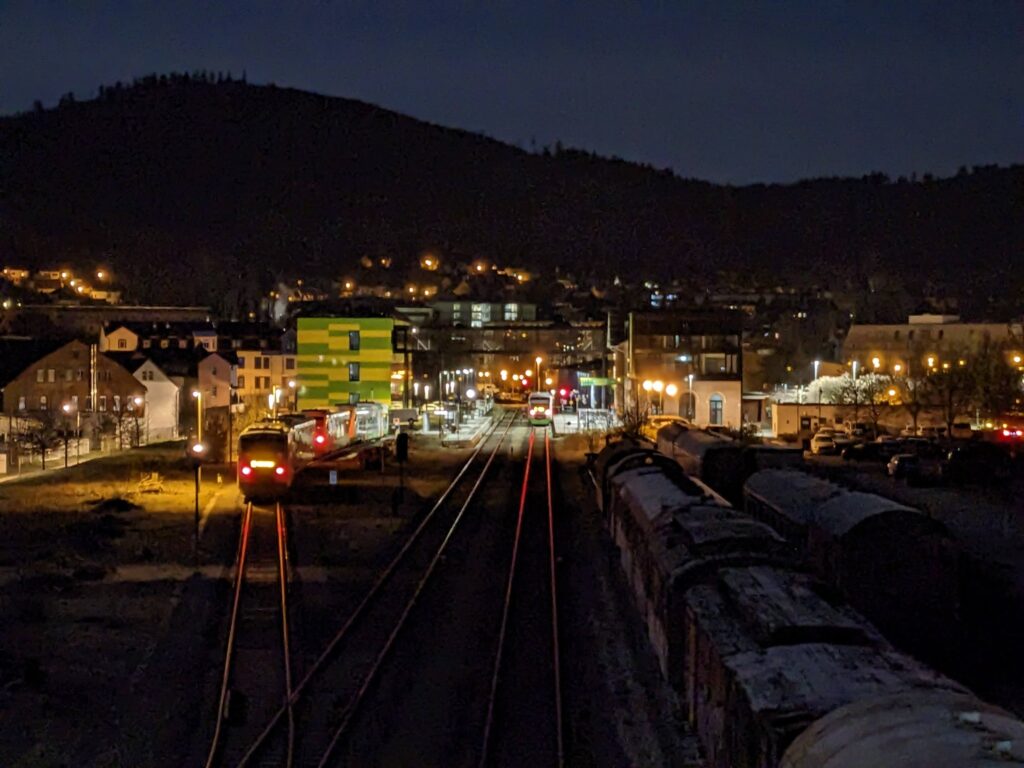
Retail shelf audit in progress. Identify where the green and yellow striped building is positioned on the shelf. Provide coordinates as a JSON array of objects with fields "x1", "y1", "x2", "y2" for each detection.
[{"x1": 295, "y1": 317, "x2": 402, "y2": 408}]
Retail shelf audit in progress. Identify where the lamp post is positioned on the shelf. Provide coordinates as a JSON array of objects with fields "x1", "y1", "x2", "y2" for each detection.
[
  {"x1": 288, "y1": 379, "x2": 297, "y2": 412},
  {"x1": 653, "y1": 380, "x2": 664, "y2": 414},
  {"x1": 665, "y1": 383, "x2": 678, "y2": 415},
  {"x1": 129, "y1": 395, "x2": 144, "y2": 448},
  {"x1": 61, "y1": 402, "x2": 72, "y2": 468},
  {"x1": 535, "y1": 356, "x2": 542, "y2": 393},
  {"x1": 687, "y1": 373, "x2": 695, "y2": 420},
  {"x1": 191, "y1": 390, "x2": 203, "y2": 443},
  {"x1": 813, "y1": 360, "x2": 821, "y2": 421}
]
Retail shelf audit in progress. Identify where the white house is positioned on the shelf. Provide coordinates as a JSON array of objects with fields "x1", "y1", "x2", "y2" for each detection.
[
  {"x1": 198, "y1": 351, "x2": 237, "y2": 409},
  {"x1": 133, "y1": 359, "x2": 180, "y2": 442}
]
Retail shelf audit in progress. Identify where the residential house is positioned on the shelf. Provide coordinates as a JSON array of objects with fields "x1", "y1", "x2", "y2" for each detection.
[
  {"x1": 0, "y1": 339, "x2": 148, "y2": 438},
  {"x1": 612, "y1": 310, "x2": 744, "y2": 428},
  {"x1": 131, "y1": 358, "x2": 181, "y2": 441}
]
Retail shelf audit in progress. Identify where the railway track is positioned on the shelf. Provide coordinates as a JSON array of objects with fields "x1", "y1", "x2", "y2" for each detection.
[
  {"x1": 234, "y1": 410, "x2": 518, "y2": 767},
  {"x1": 205, "y1": 501, "x2": 295, "y2": 768},
  {"x1": 480, "y1": 427, "x2": 564, "y2": 768}
]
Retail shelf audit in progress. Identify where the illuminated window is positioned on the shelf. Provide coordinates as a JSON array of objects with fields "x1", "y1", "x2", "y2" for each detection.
[
  {"x1": 348, "y1": 363, "x2": 360, "y2": 382},
  {"x1": 99, "y1": 396, "x2": 107, "y2": 412},
  {"x1": 117, "y1": 339, "x2": 127, "y2": 349},
  {"x1": 17, "y1": 397, "x2": 25, "y2": 411},
  {"x1": 36, "y1": 369, "x2": 44, "y2": 383},
  {"x1": 237, "y1": 375, "x2": 245, "y2": 388},
  {"x1": 47, "y1": 369, "x2": 55, "y2": 383},
  {"x1": 113, "y1": 396, "x2": 121, "y2": 412},
  {"x1": 39, "y1": 396, "x2": 47, "y2": 410},
  {"x1": 504, "y1": 303, "x2": 519, "y2": 321}
]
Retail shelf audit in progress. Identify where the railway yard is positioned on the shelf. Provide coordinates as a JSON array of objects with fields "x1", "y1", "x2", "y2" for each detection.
[
  {"x1": 0, "y1": 411, "x2": 699, "y2": 767},
  {"x1": 3, "y1": 408, "x2": 1024, "y2": 766}
]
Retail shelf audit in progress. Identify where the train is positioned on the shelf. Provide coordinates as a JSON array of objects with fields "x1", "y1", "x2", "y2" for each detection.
[
  {"x1": 527, "y1": 391, "x2": 554, "y2": 426},
  {"x1": 237, "y1": 420, "x2": 298, "y2": 500},
  {"x1": 590, "y1": 437, "x2": 1024, "y2": 768},
  {"x1": 743, "y1": 469, "x2": 961, "y2": 667},
  {"x1": 237, "y1": 403, "x2": 390, "y2": 499},
  {"x1": 654, "y1": 421, "x2": 803, "y2": 504}
]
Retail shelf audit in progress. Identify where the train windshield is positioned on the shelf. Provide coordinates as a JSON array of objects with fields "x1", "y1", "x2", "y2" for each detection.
[{"x1": 239, "y1": 433, "x2": 288, "y2": 452}]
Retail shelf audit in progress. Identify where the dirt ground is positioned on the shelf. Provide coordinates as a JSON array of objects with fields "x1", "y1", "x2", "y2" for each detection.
[{"x1": 0, "y1": 439, "x2": 471, "y2": 767}]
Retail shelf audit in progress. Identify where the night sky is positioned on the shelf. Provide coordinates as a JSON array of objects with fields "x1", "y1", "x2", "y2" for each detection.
[{"x1": 2, "y1": 0, "x2": 1021, "y2": 184}]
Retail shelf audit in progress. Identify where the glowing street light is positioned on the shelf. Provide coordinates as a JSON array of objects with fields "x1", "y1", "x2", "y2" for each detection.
[
  {"x1": 653, "y1": 380, "x2": 664, "y2": 393},
  {"x1": 545, "y1": 377, "x2": 553, "y2": 386},
  {"x1": 535, "y1": 356, "x2": 542, "y2": 392},
  {"x1": 191, "y1": 390, "x2": 203, "y2": 443},
  {"x1": 642, "y1": 380, "x2": 653, "y2": 392},
  {"x1": 871, "y1": 356, "x2": 881, "y2": 369},
  {"x1": 665, "y1": 383, "x2": 678, "y2": 397},
  {"x1": 466, "y1": 388, "x2": 477, "y2": 400},
  {"x1": 893, "y1": 363, "x2": 903, "y2": 374}
]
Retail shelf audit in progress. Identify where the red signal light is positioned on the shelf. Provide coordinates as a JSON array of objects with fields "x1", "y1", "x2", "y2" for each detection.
[
  {"x1": 240, "y1": 466, "x2": 252, "y2": 476},
  {"x1": 559, "y1": 388, "x2": 567, "y2": 397},
  {"x1": 315, "y1": 434, "x2": 326, "y2": 444},
  {"x1": 275, "y1": 466, "x2": 286, "y2": 476}
]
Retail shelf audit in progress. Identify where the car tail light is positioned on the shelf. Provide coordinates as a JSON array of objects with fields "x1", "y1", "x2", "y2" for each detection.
[
  {"x1": 240, "y1": 465, "x2": 252, "y2": 476},
  {"x1": 275, "y1": 466, "x2": 286, "y2": 476},
  {"x1": 315, "y1": 434, "x2": 326, "y2": 444}
]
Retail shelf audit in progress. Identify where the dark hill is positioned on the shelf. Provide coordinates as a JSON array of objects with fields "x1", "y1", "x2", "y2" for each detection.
[{"x1": 1, "y1": 76, "x2": 1021, "y2": 317}]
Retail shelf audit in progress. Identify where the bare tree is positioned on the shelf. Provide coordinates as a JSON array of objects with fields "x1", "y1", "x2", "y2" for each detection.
[
  {"x1": 858, "y1": 374, "x2": 891, "y2": 434},
  {"x1": 895, "y1": 372, "x2": 927, "y2": 434},
  {"x1": 971, "y1": 336, "x2": 1023, "y2": 420},
  {"x1": 921, "y1": 361, "x2": 975, "y2": 434}
]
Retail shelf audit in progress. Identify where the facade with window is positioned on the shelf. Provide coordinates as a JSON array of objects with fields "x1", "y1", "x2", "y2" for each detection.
[
  {"x1": 130, "y1": 359, "x2": 180, "y2": 441},
  {"x1": 0, "y1": 340, "x2": 147, "y2": 425},
  {"x1": 295, "y1": 316, "x2": 404, "y2": 408},
  {"x1": 842, "y1": 315, "x2": 1022, "y2": 375},
  {"x1": 197, "y1": 350, "x2": 238, "y2": 409},
  {"x1": 612, "y1": 310, "x2": 744, "y2": 429}
]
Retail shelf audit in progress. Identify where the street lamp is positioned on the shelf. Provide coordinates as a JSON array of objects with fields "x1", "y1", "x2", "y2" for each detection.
[
  {"x1": 61, "y1": 402, "x2": 74, "y2": 468},
  {"x1": 535, "y1": 356, "x2": 542, "y2": 392},
  {"x1": 653, "y1": 380, "x2": 664, "y2": 414},
  {"x1": 288, "y1": 379, "x2": 297, "y2": 411},
  {"x1": 687, "y1": 374, "x2": 695, "y2": 420},
  {"x1": 131, "y1": 395, "x2": 144, "y2": 447},
  {"x1": 813, "y1": 360, "x2": 821, "y2": 420},
  {"x1": 191, "y1": 390, "x2": 203, "y2": 444}
]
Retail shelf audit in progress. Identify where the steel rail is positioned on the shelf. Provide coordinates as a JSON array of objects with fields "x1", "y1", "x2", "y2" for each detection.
[
  {"x1": 315, "y1": 410, "x2": 518, "y2": 767},
  {"x1": 545, "y1": 430, "x2": 565, "y2": 767},
  {"x1": 275, "y1": 502, "x2": 296, "y2": 768},
  {"x1": 478, "y1": 427, "x2": 536, "y2": 768},
  {"x1": 204, "y1": 501, "x2": 256, "y2": 768},
  {"x1": 236, "y1": 410, "x2": 516, "y2": 767}
]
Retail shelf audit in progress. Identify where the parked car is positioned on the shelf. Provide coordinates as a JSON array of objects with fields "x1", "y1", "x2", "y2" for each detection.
[
  {"x1": 945, "y1": 442, "x2": 1013, "y2": 484},
  {"x1": 842, "y1": 442, "x2": 887, "y2": 462},
  {"x1": 888, "y1": 453, "x2": 920, "y2": 479},
  {"x1": 950, "y1": 422, "x2": 973, "y2": 440},
  {"x1": 810, "y1": 433, "x2": 837, "y2": 455},
  {"x1": 641, "y1": 415, "x2": 690, "y2": 442}
]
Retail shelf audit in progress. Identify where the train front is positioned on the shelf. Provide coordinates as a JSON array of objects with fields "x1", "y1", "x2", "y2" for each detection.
[{"x1": 237, "y1": 426, "x2": 293, "y2": 500}]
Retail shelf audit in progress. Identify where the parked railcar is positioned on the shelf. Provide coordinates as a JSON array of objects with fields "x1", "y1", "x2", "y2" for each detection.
[
  {"x1": 593, "y1": 439, "x2": 790, "y2": 684},
  {"x1": 656, "y1": 423, "x2": 805, "y2": 504},
  {"x1": 237, "y1": 421, "x2": 296, "y2": 500},
  {"x1": 685, "y1": 564, "x2": 965, "y2": 768},
  {"x1": 590, "y1": 438, "x2": 1024, "y2": 768},
  {"x1": 744, "y1": 469, "x2": 960, "y2": 667}
]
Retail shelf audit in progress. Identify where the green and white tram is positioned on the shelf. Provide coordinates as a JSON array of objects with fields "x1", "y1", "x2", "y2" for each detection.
[{"x1": 528, "y1": 392, "x2": 554, "y2": 426}]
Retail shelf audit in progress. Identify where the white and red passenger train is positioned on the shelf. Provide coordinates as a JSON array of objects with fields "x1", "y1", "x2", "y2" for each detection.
[{"x1": 237, "y1": 404, "x2": 389, "y2": 500}]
